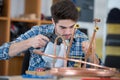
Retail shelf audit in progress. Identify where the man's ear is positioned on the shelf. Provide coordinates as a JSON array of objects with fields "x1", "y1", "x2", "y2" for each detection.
[{"x1": 52, "y1": 18, "x2": 55, "y2": 25}]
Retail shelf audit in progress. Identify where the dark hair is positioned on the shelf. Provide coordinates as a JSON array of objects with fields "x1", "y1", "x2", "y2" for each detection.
[{"x1": 51, "y1": 0, "x2": 79, "y2": 23}]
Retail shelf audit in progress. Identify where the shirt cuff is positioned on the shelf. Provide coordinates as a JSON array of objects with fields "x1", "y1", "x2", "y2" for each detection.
[{"x1": 0, "y1": 42, "x2": 12, "y2": 60}]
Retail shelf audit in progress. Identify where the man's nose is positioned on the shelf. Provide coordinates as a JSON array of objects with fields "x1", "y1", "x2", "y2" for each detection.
[{"x1": 64, "y1": 29, "x2": 71, "y2": 34}]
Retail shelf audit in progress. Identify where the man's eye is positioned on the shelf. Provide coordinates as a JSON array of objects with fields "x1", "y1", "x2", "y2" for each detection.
[
  {"x1": 60, "y1": 26, "x2": 66, "y2": 29},
  {"x1": 70, "y1": 26, "x2": 74, "y2": 28},
  {"x1": 61, "y1": 27, "x2": 66, "y2": 29}
]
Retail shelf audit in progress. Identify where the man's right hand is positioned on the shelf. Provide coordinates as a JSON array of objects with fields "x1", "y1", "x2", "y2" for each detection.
[{"x1": 28, "y1": 34, "x2": 49, "y2": 48}]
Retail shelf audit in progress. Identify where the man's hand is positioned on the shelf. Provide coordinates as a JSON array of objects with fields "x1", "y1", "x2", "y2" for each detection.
[
  {"x1": 82, "y1": 41, "x2": 99, "y2": 64},
  {"x1": 82, "y1": 41, "x2": 92, "y2": 54},
  {"x1": 28, "y1": 34, "x2": 49, "y2": 48}
]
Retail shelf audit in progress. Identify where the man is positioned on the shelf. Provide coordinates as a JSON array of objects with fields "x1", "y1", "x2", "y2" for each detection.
[{"x1": 0, "y1": 0, "x2": 99, "y2": 71}]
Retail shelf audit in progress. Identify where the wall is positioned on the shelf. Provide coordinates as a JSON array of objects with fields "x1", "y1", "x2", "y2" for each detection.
[
  {"x1": 11, "y1": 0, "x2": 24, "y2": 18},
  {"x1": 10, "y1": 0, "x2": 52, "y2": 18}
]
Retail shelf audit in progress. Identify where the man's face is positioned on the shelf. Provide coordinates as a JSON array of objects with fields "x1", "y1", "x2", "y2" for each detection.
[{"x1": 55, "y1": 19, "x2": 76, "y2": 40}]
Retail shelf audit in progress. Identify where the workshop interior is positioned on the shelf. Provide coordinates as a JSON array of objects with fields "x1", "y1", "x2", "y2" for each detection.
[{"x1": 0, "y1": 0, "x2": 120, "y2": 80}]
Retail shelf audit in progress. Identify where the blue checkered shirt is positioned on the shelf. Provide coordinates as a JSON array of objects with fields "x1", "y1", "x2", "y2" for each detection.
[{"x1": 0, "y1": 24, "x2": 89, "y2": 71}]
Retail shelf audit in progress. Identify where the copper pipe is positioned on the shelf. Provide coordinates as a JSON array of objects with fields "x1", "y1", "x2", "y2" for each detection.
[
  {"x1": 53, "y1": 36, "x2": 67, "y2": 67},
  {"x1": 66, "y1": 27, "x2": 75, "y2": 58},
  {"x1": 33, "y1": 50, "x2": 115, "y2": 71},
  {"x1": 84, "y1": 19, "x2": 100, "y2": 68},
  {"x1": 66, "y1": 24, "x2": 80, "y2": 58}
]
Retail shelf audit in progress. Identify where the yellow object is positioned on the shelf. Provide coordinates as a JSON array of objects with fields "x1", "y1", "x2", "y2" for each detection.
[
  {"x1": 106, "y1": 46, "x2": 120, "y2": 56},
  {"x1": 76, "y1": 7, "x2": 81, "y2": 12},
  {"x1": 74, "y1": 63, "x2": 81, "y2": 67},
  {"x1": 69, "y1": 56, "x2": 84, "y2": 59},
  {"x1": 94, "y1": 26, "x2": 99, "y2": 32},
  {"x1": 96, "y1": 38, "x2": 103, "y2": 59},
  {"x1": 26, "y1": 70, "x2": 49, "y2": 76},
  {"x1": 74, "y1": 24, "x2": 80, "y2": 28},
  {"x1": 107, "y1": 24, "x2": 120, "y2": 34}
]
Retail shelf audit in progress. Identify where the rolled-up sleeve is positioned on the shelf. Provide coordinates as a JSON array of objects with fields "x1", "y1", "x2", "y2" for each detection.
[
  {"x1": 0, "y1": 42, "x2": 12, "y2": 60},
  {"x1": 0, "y1": 26, "x2": 41, "y2": 60}
]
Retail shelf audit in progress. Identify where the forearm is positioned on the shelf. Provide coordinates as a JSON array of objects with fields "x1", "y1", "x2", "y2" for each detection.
[
  {"x1": 9, "y1": 34, "x2": 49, "y2": 57},
  {"x1": 9, "y1": 39, "x2": 31, "y2": 57}
]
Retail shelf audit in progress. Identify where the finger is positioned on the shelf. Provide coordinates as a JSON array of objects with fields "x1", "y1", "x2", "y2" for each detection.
[
  {"x1": 82, "y1": 41, "x2": 90, "y2": 54},
  {"x1": 39, "y1": 38, "x2": 48, "y2": 47},
  {"x1": 36, "y1": 43, "x2": 43, "y2": 48},
  {"x1": 41, "y1": 35, "x2": 49, "y2": 42},
  {"x1": 36, "y1": 35, "x2": 48, "y2": 47},
  {"x1": 33, "y1": 49, "x2": 42, "y2": 55},
  {"x1": 83, "y1": 42, "x2": 89, "y2": 50}
]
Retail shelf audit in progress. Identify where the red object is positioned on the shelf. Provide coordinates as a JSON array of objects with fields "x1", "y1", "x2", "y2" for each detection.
[
  {"x1": 81, "y1": 77, "x2": 120, "y2": 80},
  {"x1": 35, "y1": 68, "x2": 45, "y2": 72},
  {"x1": 41, "y1": 13, "x2": 45, "y2": 20}
]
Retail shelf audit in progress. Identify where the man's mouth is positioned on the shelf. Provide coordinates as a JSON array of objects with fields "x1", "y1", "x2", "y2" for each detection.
[{"x1": 62, "y1": 35, "x2": 71, "y2": 39}]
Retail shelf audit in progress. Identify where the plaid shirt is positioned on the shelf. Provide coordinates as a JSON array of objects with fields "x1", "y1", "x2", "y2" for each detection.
[{"x1": 0, "y1": 24, "x2": 88, "y2": 71}]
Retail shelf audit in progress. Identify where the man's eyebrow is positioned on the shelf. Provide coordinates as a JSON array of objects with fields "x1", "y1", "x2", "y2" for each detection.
[
  {"x1": 59, "y1": 24, "x2": 75, "y2": 28},
  {"x1": 59, "y1": 25, "x2": 66, "y2": 28},
  {"x1": 70, "y1": 24, "x2": 75, "y2": 28}
]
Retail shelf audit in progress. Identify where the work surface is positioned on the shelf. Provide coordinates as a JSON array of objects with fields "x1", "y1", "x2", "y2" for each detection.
[{"x1": 0, "y1": 75, "x2": 120, "y2": 80}]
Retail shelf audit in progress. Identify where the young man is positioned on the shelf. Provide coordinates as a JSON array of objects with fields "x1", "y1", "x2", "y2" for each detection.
[{"x1": 0, "y1": 0, "x2": 99, "y2": 71}]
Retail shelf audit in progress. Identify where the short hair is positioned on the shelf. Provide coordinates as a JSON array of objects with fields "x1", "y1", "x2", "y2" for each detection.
[{"x1": 51, "y1": 0, "x2": 79, "y2": 23}]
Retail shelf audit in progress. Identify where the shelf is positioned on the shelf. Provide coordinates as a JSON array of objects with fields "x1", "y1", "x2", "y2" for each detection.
[
  {"x1": 41, "y1": 20, "x2": 52, "y2": 24},
  {"x1": 0, "y1": 0, "x2": 53, "y2": 76},
  {"x1": 11, "y1": 18, "x2": 40, "y2": 23},
  {"x1": 0, "y1": 17, "x2": 8, "y2": 20},
  {"x1": 11, "y1": 18, "x2": 52, "y2": 24}
]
